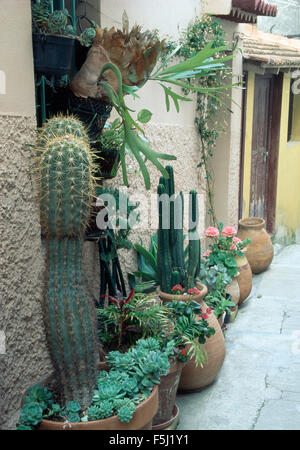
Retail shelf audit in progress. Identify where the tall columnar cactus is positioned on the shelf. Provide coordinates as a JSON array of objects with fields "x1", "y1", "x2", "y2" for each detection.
[
  {"x1": 37, "y1": 117, "x2": 99, "y2": 409},
  {"x1": 38, "y1": 115, "x2": 89, "y2": 147},
  {"x1": 157, "y1": 166, "x2": 201, "y2": 293}
]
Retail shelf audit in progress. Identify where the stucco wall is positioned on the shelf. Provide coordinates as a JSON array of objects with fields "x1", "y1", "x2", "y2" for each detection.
[
  {"x1": 209, "y1": 19, "x2": 244, "y2": 229},
  {"x1": 0, "y1": 116, "x2": 53, "y2": 430}
]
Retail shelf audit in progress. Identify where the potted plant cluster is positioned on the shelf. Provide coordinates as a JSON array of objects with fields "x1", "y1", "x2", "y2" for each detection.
[
  {"x1": 31, "y1": 0, "x2": 98, "y2": 76},
  {"x1": 199, "y1": 261, "x2": 235, "y2": 329},
  {"x1": 203, "y1": 223, "x2": 252, "y2": 306},
  {"x1": 17, "y1": 338, "x2": 167, "y2": 430},
  {"x1": 96, "y1": 290, "x2": 214, "y2": 430}
]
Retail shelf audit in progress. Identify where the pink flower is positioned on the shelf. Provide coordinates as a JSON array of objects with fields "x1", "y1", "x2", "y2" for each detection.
[
  {"x1": 203, "y1": 250, "x2": 211, "y2": 257},
  {"x1": 222, "y1": 226, "x2": 237, "y2": 237},
  {"x1": 230, "y1": 244, "x2": 238, "y2": 251},
  {"x1": 233, "y1": 237, "x2": 242, "y2": 244},
  {"x1": 205, "y1": 227, "x2": 219, "y2": 238}
]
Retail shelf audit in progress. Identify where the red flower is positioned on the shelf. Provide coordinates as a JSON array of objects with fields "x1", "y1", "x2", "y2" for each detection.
[
  {"x1": 180, "y1": 348, "x2": 186, "y2": 355},
  {"x1": 206, "y1": 307, "x2": 212, "y2": 315},
  {"x1": 202, "y1": 313, "x2": 208, "y2": 320},
  {"x1": 172, "y1": 284, "x2": 183, "y2": 292}
]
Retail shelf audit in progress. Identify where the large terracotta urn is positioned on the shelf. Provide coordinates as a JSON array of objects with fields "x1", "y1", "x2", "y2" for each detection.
[
  {"x1": 178, "y1": 300, "x2": 226, "y2": 392},
  {"x1": 225, "y1": 276, "x2": 240, "y2": 306},
  {"x1": 237, "y1": 217, "x2": 274, "y2": 274},
  {"x1": 235, "y1": 251, "x2": 252, "y2": 305}
]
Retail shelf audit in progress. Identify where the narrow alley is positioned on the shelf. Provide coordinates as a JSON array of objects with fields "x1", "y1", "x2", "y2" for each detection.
[{"x1": 177, "y1": 245, "x2": 300, "y2": 430}]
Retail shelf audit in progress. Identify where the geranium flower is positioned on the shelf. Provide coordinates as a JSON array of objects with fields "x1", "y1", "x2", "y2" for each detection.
[
  {"x1": 203, "y1": 250, "x2": 211, "y2": 257},
  {"x1": 230, "y1": 244, "x2": 238, "y2": 251},
  {"x1": 180, "y1": 348, "x2": 186, "y2": 356},
  {"x1": 172, "y1": 284, "x2": 183, "y2": 292},
  {"x1": 233, "y1": 237, "x2": 241, "y2": 245},
  {"x1": 222, "y1": 226, "x2": 237, "y2": 237},
  {"x1": 205, "y1": 227, "x2": 219, "y2": 238},
  {"x1": 206, "y1": 307, "x2": 212, "y2": 315}
]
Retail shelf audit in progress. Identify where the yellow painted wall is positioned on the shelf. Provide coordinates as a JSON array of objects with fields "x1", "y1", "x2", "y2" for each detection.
[
  {"x1": 242, "y1": 70, "x2": 300, "y2": 243},
  {"x1": 242, "y1": 72, "x2": 255, "y2": 218},
  {"x1": 275, "y1": 73, "x2": 300, "y2": 242}
]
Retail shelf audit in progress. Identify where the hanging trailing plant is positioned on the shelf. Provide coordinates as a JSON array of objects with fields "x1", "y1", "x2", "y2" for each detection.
[{"x1": 161, "y1": 15, "x2": 236, "y2": 224}]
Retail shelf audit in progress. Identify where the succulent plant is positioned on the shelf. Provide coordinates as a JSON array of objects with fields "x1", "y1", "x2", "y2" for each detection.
[
  {"x1": 79, "y1": 27, "x2": 97, "y2": 47},
  {"x1": 17, "y1": 337, "x2": 169, "y2": 428},
  {"x1": 47, "y1": 9, "x2": 68, "y2": 34}
]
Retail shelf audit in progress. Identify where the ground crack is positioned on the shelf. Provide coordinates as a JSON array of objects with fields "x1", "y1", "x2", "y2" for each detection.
[
  {"x1": 251, "y1": 400, "x2": 266, "y2": 430},
  {"x1": 280, "y1": 311, "x2": 288, "y2": 334}
]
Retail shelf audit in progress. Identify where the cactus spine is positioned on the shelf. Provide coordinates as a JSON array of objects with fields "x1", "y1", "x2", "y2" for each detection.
[
  {"x1": 37, "y1": 116, "x2": 99, "y2": 408},
  {"x1": 157, "y1": 166, "x2": 201, "y2": 293}
]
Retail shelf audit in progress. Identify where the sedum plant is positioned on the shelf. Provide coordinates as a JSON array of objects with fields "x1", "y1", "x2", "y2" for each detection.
[
  {"x1": 17, "y1": 338, "x2": 169, "y2": 428},
  {"x1": 35, "y1": 115, "x2": 100, "y2": 410}
]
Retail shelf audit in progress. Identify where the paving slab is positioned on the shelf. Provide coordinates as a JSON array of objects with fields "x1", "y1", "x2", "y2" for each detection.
[{"x1": 176, "y1": 244, "x2": 300, "y2": 430}]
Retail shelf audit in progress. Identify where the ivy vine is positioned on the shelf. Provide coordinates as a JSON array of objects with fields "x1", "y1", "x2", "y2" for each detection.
[{"x1": 163, "y1": 15, "x2": 233, "y2": 225}]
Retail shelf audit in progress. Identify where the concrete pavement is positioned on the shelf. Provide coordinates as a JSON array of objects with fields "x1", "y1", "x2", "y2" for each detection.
[{"x1": 176, "y1": 244, "x2": 300, "y2": 430}]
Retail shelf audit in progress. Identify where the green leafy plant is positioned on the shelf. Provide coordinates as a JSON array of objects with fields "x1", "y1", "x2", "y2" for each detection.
[
  {"x1": 161, "y1": 15, "x2": 237, "y2": 224},
  {"x1": 128, "y1": 233, "x2": 159, "y2": 293},
  {"x1": 97, "y1": 291, "x2": 171, "y2": 351},
  {"x1": 163, "y1": 300, "x2": 215, "y2": 366},
  {"x1": 204, "y1": 222, "x2": 251, "y2": 278},
  {"x1": 98, "y1": 40, "x2": 237, "y2": 189}
]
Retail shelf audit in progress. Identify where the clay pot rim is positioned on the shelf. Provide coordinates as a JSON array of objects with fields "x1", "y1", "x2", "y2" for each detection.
[
  {"x1": 39, "y1": 385, "x2": 158, "y2": 430},
  {"x1": 152, "y1": 404, "x2": 179, "y2": 431},
  {"x1": 158, "y1": 283, "x2": 208, "y2": 303},
  {"x1": 239, "y1": 217, "x2": 265, "y2": 230}
]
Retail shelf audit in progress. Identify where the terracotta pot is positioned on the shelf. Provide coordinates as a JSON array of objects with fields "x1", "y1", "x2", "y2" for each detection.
[
  {"x1": 217, "y1": 311, "x2": 226, "y2": 328},
  {"x1": 225, "y1": 277, "x2": 240, "y2": 306},
  {"x1": 152, "y1": 359, "x2": 184, "y2": 429},
  {"x1": 23, "y1": 371, "x2": 158, "y2": 430},
  {"x1": 152, "y1": 404, "x2": 180, "y2": 431},
  {"x1": 237, "y1": 217, "x2": 274, "y2": 274},
  {"x1": 235, "y1": 252, "x2": 252, "y2": 305},
  {"x1": 158, "y1": 283, "x2": 208, "y2": 303},
  {"x1": 178, "y1": 300, "x2": 226, "y2": 392}
]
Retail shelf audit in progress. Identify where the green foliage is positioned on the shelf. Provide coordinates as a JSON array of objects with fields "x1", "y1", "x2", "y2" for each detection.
[
  {"x1": 128, "y1": 233, "x2": 159, "y2": 293},
  {"x1": 99, "y1": 38, "x2": 235, "y2": 189},
  {"x1": 161, "y1": 15, "x2": 237, "y2": 225},
  {"x1": 97, "y1": 292, "x2": 171, "y2": 350},
  {"x1": 164, "y1": 300, "x2": 215, "y2": 366},
  {"x1": 79, "y1": 27, "x2": 97, "y2": 47},
  {"x1": 31, "y1": 1, "x2": 98, "y2": 46},
  {"x1": 95, "y1": 184, "x2": 140, "y2": 252},
  {"x1": 17, "y1": 338, "x2": 169, "y2": 427},
  {"x1": 47, "y1": 9, "x2": 68, "y2": 34},
  {"x1": 98, "y1": 119, "x2": 124, "y2": 152}
]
